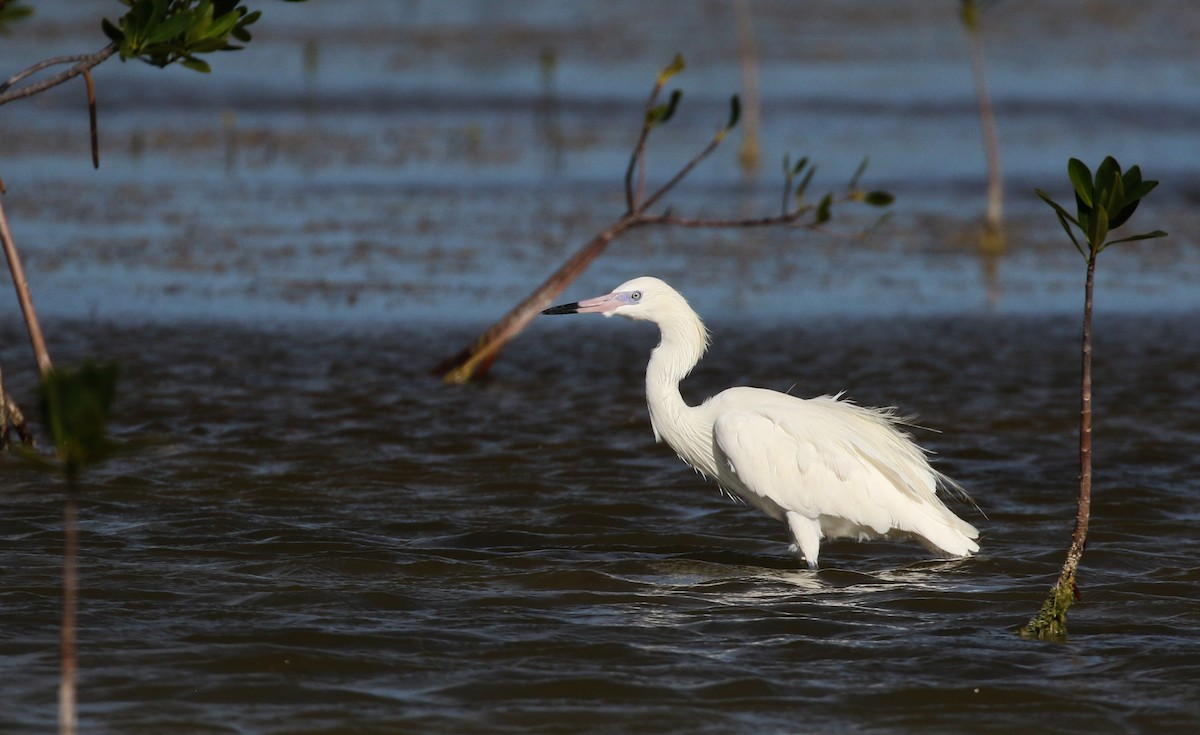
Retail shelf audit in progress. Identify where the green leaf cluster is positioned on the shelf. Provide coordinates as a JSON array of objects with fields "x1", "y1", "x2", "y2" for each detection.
[
  {"x1": 792, "y1": 156, "x2": 891, "y2": 225},
  {"x1": 645, "y1": 56, "x2": 742, "y2": 139},
  {"x1": 1036, "y1": 156, "x2": 1167, "y2": 258},
  {"x1": 0, "y1": 0, "x2": 33, "y2": 35},
  {"x1": 37, "y1": 362, "x2": 120, "y2": 478},
  {"x1": 101, "y1": 0, "x2": 265, "y2": 73},
  {"x1": 645, "y1": 89, "x2": 682, "y2": 128}
]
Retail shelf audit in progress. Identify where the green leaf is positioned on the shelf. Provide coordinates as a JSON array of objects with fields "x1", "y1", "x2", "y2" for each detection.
[
  {"x1": 726, "y1": 94, "x2": 741, "y2": 130},
  {"x1": 146, "y1": 10, "x2": 197, "y2": 44},
  {"x1": 792, "y1": 156, "x2": 809, "y2": 177},
  {"x1": 101, "y1": 17, "x2": 124, "y2": 43},
  {"x1": 1035, "y1": 188, "x2": 1081, "y2": 228},
  {"x1": 181, "y1": 57, "x2": 213, "y2": 73},
  {"x1": 1121, "y1": 164, "x2": 1142, "y2": 197},
  {"x1": 0, "y1": 0, "x2": 35, "y2": 35},
  {"x1": 1111, "y1": 178, "x2": 1158, "y2": 229},
  {"x1": 815, "y1": 193, "x2": 833, "y2": 224},
  {"x1": 646, "y1": 89, "x2": 682, "y2": 127},
  {"x1": 230, "y1": 9, "x2": 261, "y2": 43},
  {"x1": 1087, "y1": 201, "x2": 1109, "y2": 253},
  {"x1": 1095, "y1": 156, "x2": 1120, "y2": 191},
  {"x1": 201, "y1": 6, "x2": 243, "y2": 41},
  {"x1": 1101, "y1": 170, "x2": 1125, "y2": 220},
  {"x1": 1056, "y1": 210, "x2": 1086, "y2": 258},
  {"x1": 1126, "y1": 178, "x2": 1159, "y2": 202},
  {"x1": 862, "y1": 190, "x2": 894, "y2": 207},
  {"x1": 1102, "y1": 229, "x2": 1168, "y2": 248},
  {"x1": 1067, "y1": 158, "x2": 1093, "y2": 207},
  {"x1": 848, "y1": 157, "x2": 869, "y2": 190},
  {"x1": 657, "y1": 53, "x2": 685, "y2": 85},
  {"x1": 1037, "y1": 188, "x2": 1084, "y2": 256}
]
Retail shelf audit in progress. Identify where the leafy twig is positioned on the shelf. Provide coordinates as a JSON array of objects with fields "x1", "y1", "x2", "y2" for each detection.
[{"x1": 1018, "y1": 156, "x2": 1166, "y2": 641}]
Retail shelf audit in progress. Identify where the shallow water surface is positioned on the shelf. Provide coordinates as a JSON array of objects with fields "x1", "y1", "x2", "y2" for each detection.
[{"x1": 3, "y1": 314, "x2": 1200, "y2": 734}]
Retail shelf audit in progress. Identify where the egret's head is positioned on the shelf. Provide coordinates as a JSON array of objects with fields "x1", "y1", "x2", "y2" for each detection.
[{"x1": 542, "y1": 276, "x2": 682, "y2": 321}]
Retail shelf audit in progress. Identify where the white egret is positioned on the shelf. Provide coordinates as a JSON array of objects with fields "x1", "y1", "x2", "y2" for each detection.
[{"x1": 542, "y1": 276, "x2": 979, "y2": 568}]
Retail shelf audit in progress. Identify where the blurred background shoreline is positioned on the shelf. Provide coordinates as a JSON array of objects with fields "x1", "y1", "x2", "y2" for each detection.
[{"x1": 1, "y1": 0, "x2": 1197, "y2": 329}]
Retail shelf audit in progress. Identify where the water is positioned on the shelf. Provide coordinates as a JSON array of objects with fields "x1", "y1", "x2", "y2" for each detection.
[
  {"x1": 3, "y1": 1, "x2": 1200, "y2": 733},
  {"x1": 4, "y1": 314, "x2": 1200, "y2": 733}
]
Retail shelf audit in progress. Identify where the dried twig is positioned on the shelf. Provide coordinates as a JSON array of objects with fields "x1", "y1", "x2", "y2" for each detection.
[
  {"x1": 0, "y1": 195, "x2": 52, "y2": 377},
  {"x1": 0, "y1": 44, "x2": 117, "y2": 107},
  {"x1": 84, "y1": 69, "x2": 99, "y2": 169}
]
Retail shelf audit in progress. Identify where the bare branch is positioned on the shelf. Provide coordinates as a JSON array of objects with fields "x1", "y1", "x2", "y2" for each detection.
[
  {"x1": 0, "y1": 195, "x2": 53, "y2": 377},
  {"x1": 624, "y1": 82, "x2": 665, "y2": 213},
  {"x1": 434, "y1": 219, "x2": 634, "y2": 384},
  {"x1": 0, "y1": 53, "x2": 96, "y2": 93},
  {"x1": 634, "y1": 208, "x2": 815, "y2": 230},
  {"x1": 0, "y1": 44, "x2": 117, "y2": 107},
  {"x1": 84, "y1": 69, "x2": 99, "y2": 169}
]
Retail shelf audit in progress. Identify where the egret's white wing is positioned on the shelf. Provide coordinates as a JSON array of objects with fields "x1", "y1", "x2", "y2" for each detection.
[{"x1": 710, "y1": 391, "x2": 978, "y2": 556}]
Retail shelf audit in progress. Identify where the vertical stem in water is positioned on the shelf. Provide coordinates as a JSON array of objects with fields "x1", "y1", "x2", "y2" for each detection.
[
  {"x1": 60, "y1": 479, "x2": 79, "y2": 735},
  {"x1": 1065, "y1": 251, "x2": 1096, "y2": 581},
  {"x1": 1019, "y1": 249, "x2": 1095, "y2": 640}
]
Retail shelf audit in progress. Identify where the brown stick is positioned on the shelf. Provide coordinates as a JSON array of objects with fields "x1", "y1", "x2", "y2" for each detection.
[
  {"x1": 1062, "y1": 250, "x2": 1096, "y2": 587},
  {"x1": 625, "y1": 83, "x2": 665, "y2": 214},
  {"x1": 963, "y1": 2, "x2": 1003, "y2": 232},
  {"x1": 84, "y1": 69, "x2": 99, "y2": 169},
  {"x1": 0, "y1": 45, "x2": 117, "y2": 108},
  {"x1": 0, "y1": 196, "x2": 53, "y2": 377},
  {"x1": 434, "y1": 220, "x2": 633, "y2": 383},
  {"x1": 734, "y1": 0, "x2": 761, "y2": 176}
]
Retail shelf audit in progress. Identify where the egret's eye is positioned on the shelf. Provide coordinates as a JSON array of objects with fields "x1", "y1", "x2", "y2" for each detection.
[{"x1": 631, "y1": 291, "x2": 642, "y2": 301}]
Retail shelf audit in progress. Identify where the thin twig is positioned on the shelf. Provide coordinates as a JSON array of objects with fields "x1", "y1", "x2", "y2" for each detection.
[
  {"x1": 635, "y1": 207, "x2": 816, "y2": 230},
  {"x1": 0, "y1": 53, "x2": 96, "y2": 93},
  {"x1": 0, "y1": 195, "x2": 53, "y2": 377},
  {"x1": 624, "y1": 82, "x2": 665, "y2": 213},
  {"x1": 434, "y1": 220, "x2": 633, "y2": 384},
  {"x1": 84, "y1": 69, "x2": 99, "y2": 169},
  {"x1": 0, "y1": 44, "x2": 117, "y2": 107}
]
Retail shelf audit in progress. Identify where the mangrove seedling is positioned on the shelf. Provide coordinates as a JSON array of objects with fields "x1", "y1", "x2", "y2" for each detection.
[{"x1": 1018, "y1": 156, "x2": 1166, "y2": 641}]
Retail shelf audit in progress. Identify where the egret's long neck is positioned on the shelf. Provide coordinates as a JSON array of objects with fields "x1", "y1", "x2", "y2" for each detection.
[{"x1": 645, "y1": 305, "x2": 714, "y2": 473}]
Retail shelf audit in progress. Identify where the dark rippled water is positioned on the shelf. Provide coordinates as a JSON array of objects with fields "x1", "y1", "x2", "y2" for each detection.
[{"x1": 4, "y1": 313, "x2": 1200, "y2": 733}]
